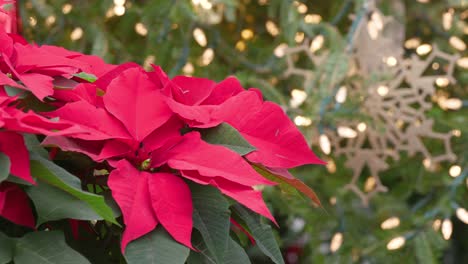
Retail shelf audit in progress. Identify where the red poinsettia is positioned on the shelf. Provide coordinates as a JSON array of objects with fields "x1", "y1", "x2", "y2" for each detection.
[{"x1": 44, "y1": 66, "x2": 279, "y2": 252}]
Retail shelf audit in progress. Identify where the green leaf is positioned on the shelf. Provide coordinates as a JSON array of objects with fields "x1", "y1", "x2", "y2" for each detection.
[
  {"x1": 0, "y1": 232, "x2": 14, "y2": 264},
  {"x1": 201, "y1": 123, "x2": 256, "y2": 156},
  {"x1": 73, "y1": 72, "x2": 98, "y2": 83},
  {"x1": 29, "y1": 154, "x2": 118, "y2": 225},
  {"x1": 191, "y1": 185, "x2": 231, "y2": 263},
  {"x1": 4, "y1": 86, "x2": 26, "y2": 98},
  {"x1": 26, "y1": 180, "x2": 103, "y2": 225},
  {"x1": 223, "y1": 238, "x2": 251, "y2": 264},
  {"x1": 0, "y1": 153, "x2": 11, "y2": 183},
  {"x1": 14, "y1": 231, "x2": 90, "y2": 264},
  {"x1": 233, "y1": 205, "x2": 284, "y2": 264},
  {"x1": 125, "y1": 227, "x2": 190, "y2": 264}
]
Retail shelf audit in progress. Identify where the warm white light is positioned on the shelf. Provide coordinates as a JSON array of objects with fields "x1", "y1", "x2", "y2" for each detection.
[
  {"x1": 330, "y1": 232, "x2": 343, "y2": 253},
  {"x1": 386, "y1": 56, "x2": 398, "y2": 67},
  {"x1": 290, "y1": 89, "x2": 307, "y2": 108},
  {"x1": 337, "y1": 126, "x2": 357, "y2": 138},
  {"x1": 274, "y1": 43, "x2": 288, "y2": 57},
  {"x1": 45, "y1": 15, "x2": 56, "y2": 26},
  {"x1": 265, "y1": 20, "x2": 279, "y2": 36},
  {"x1": 241, "y1": 29, "x2": 254, "y2": 40},
  {"x1": 310, "y1": 35, "x2": 324, "y2": 53},
  {"x1": 441, "y1": 219, "x2": 453, "y2": 240},
  {"x1": 451, "y1": 129, "x2": 461, "y2": 137},
  {"x1": 456, "y1": 208, "x2": 468, "y2": 224},
  {"x1": 199, "y1": 0, "x2": 213, "y2": 10},
  {"x1": 295, "y1": 32, "x2": 305, "y2": 43},
  {"x1": 449, "y1": 36, "x2": 466, "y2": 51},
  {"x1": 143, "y1": 55, "x2": 155, "y2": 70},
  {"x1": 326, "y1": 159, "x2": 336, "y2": 173},
  {"x1": 435, "y1": 77, "x2": 450, "y2": 87},
  {"x1": 135, "y1": 23, "x2": 148, "y2": 36},
  {"x1": 329, "y1": 196, "x2": 337, "y2": 205},
  {"x1": 28, "y1": 17, "x2": 37, "y2": 27},
  {"x1": 199, "y1": 48, "x2": 214, "y2": 66},
  {"x1": 442, "y1": 11, "x2": 453, "y2": 30},
  {"x1": 70, "y1": 27, "x2": 83, "y2": 41},
  {"x1": 377, "y1": 85, "x2": 389, "y2": 96},
  {"x1": 449, "y1": 165, "x2": 462, "y2": 178},
  {"x1": 381, "y1": 217, "x2": 401, "y2": 230},
  {"x1": 235, "y1": 41, "x2": 246, "y2": 52},
  {"x1": 364, "y1": 177, "x2": 376, "y2": 192},
  {"x1": 114, "y1": 0, "x2": 126, "y2": 6},
  {"x1": 193, "y1": 28, "x2": 208, "y2": 47},
  {"x1": 405, "y1": 38, "x2": 421, "y2": 49},
  {"x1": 304, "y1": 14, "x2": 322, "y2": 24},
  {"x1": 457, "y1": 57, "x2": 468, "y2": 69},
  {"x1": 319, "y1": 134, "x2": 331, "y2": 155},
  {"x1": 439, "y1": 98, "x2": 462, "y2": 110},
  {"x1": 335, "y1": 86, "x2": 347, "y2": 103},
  {"x1": 294, "y1": 116, "x2": 312, "y2": 126},
  {"x1": 297, "y1": 3, "x2": 308, "y2": 14},
  {"x1": 357, "y1": 122, "x2": 367, "y2": 132},
  {"x1": 113, "y1": 5, "x2": 126, "y2": 16},
  {"x1": 387, "y1": 236, "x2": 405, "y2": 250},
  {"x1": 62, "y1": 4, "x2": 73, "y2": 14},
  {"x1": 416, "y1": 44, "x2": 432, "y2": 56},
  {"x1": 182, "y1": 62, "x2": 195, "y2": 75},
  {"x1": 433, "y1": 219, "x2": 442, "y2": 231},
  {"x1": 367, "y1": 12, "x2": 383, "y2": 40}
]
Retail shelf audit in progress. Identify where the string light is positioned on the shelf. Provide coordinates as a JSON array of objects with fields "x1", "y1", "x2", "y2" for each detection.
[
  {"x1": 310, "y1": 35, "x2": 324, "y2": 53},
  {"x1": 62, "y1": 4, "x2": 73, "y2": 14},
  {"x1": 113, "y1": 0, "x2": 126, "y2": 5},
  {"x1": 182, "y1": 62, "x2": 195, "y2": 76},
  {"x1": 329, "y1": 196, "x2": 337, "y2": 205},
  {"x1": 330, "y1": 232, "x2": 343, "y2": 253},
  {"x1": 435, "y1": 77, "x2": 450, "y2": 87},
  {"x1": 319, "y1": 134, "x2": 331, "y2": 155},
  {"x1": 28, "y1": 16, "x2": 37, "y2": 27},
  {"x1": 143, "y1": 55, "x2": 155, "y2": 70},
  {"x1": 295, "y1": 32, "x2": 305, "y2": 43},
  {"x1": 193, "y1": 28, "x2": 208, "y2": 47},
  {"x1": 335, "y1": 86, "x2": 347, "y2": 103},
  {"x1": 433, "y1": 219, "x2": 442, "y2": 231},
  {"x1": 416, "y1": 44, "x2": 432, "y2": 56},
  {"x1": 456, "y1": 208, "x2": 468, "y2": 224},
  {"x1": 451, "y1": 129, "x2": 461, "y2": 137},
  {"x1": 387, "y1": 236, "x2": 405, "y2": 250},
  {"x1": 442, "y1": 10, "x2": 453, "y2": 30},
  {"x1": 326, "y1": 159, "x2": 336, "y2": 173},
  {"x1": 304, "y1": 14, "x2": 322, "y2": 24},
  {"x1": 432, "y1": 62, "x2": 440, "y2": 70},
  {"x1": 290, "y1": 89, "x2": 307, "y2": 108},
  {"x1": 357, "y1": 122, "x2": 367, "y2": 132},
  {"x1": 438, "y1": 98, "x2": 462, "y2": 110},
  {"x1": 294, "y1": 116, "x2": 312, "y2": 126},
  {"x1": 449, "y1": 165, "x2": 462, "y2": 177},
  {"x1": 274, "y1": 43, "x2": 288, "y2": 57},
  {"x1": 377, "y1": 85, "x2": 389, "y2": 96},
  {"x1": 235, "y1": 41, "x2": 246, "y2": 52},
  {"x1": 405, "y1": 38, "x2": 421, "y2": 49},
  {"x1": 338, "y1": 126, "x2": 357, "y2": 138},
  {"x1": 70, "y1": 27, "x2": 83, "y2": 41},
  {"x1": 364, "y1": 177, "x2": 376, "y2": 192},
  {"x1": 449, "y1": 36, "x2": 466, "y2": 51},
  {"x1": 296, "y1": 3, "x2": 308, "y2": 14},
  {"x1": 241, "y1": 29, "x2": 254, "y2": 40},
  {"x1": 265, "y1": 20, "x2": 279, "y2": 36},
  {"x1": 381, "y1": 217, "x2": 400, "y2": 230},
  {"x1": 457, "y1": 57, "x2": 468, "y2": 68},
  {"x1": 385, "y1": 56, "x2": 398, "y2": 67},
  {"x1": 367, "y1": 12, "x2": 383, "y2": 40},
  {"x1": 135, "y1": 23, "x2": 148, "y2": 36},
  {"x1": 441, "y1": 219, "x2": 453, "y2": 240},
  {"x1": 199, "y1": 48, "x2": 214, "y2": 66},
  {"x1": 45, "y1": 15, "x2": 56, "y2": 26},
  {"x1": 113, "y1": 5, "x2": 126, "y2": 16}
]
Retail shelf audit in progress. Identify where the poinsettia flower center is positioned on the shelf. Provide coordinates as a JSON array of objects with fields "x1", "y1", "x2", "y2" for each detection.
[{"x1": 139, "y1": 158, "x2": 152, "y2": 171}]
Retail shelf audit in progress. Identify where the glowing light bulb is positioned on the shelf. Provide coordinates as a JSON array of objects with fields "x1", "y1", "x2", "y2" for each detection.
[
  {"x1": 405, "y1": 38, "x2": 421, "y2": 49},
  {"x1": 135, "y1": 23, "x2": 148, "y2": 36},
  {"x1": 326, "y1": 159, "x2": 336, "y2": 173},
  {"x1": 416, "y1": 44, "x2": 432, "y2": 56},
  {"x1": 442, "y1": 11, "x2": 453, "y2": 30},
  {"x1": 335, "y1": 86, "x2": 347, "y2": 103},
  {"x1": 357, "y1": 122, "x2": 367, "y2": 132},
  {"x1": 114, "y1": 0, "x2": 126, "y2": 5},
  {"x1": 70, "y1": 27, "x2": 83, "y2": 41},
  {"x1": 199, "y1": 48, "x2": 214, "y2": 66},
  {"x1": 367, "y1": 12, "x2": 383, "y2": 40},
  {"x1": 439, "y1": 98, "x2": 462, "y2": 110},
  {"x1": 433, "y1": 219, "x2": 441, "y2": 231},
  {"x1": 381, "y1": 217, "x2": 400, "y2": 230},
  {"x1": 449, "y1": 165, "x2": 462, "y2": 178},
  {"x1": 290, "y1": 89, "x2": 307, "y2": 108},
  {"x1": 235, "y1": 41, "x2": 246, "y2": 52},
  {"x1": 304, "y1": 14, "x2": 321, "y2": 24},
  {"x1": 274, "y1": 43, "x2": 288, "y2": 57},
  {"x1": 385, "y1": 56, "x2": 398, "y2": 67},
  {"x1": 265, "y1": 20, "x2": 279, "y2": 36},
  {"x1": 113, "y1": 5, "x2": 126, "y2": 16},
  {"x1": 193, "y1": 28, "x2": 207, "y2": 47},
  {"x1": 441, "y1": 219, "x2": 453, "y2": 240},
  {"x1": 435, "y1": 77, "x2": 450, "y2": 87},
  {"x1": 457, "y1": 57, "x2": 468, "y2": 69},
  {"x1": 182, "y1": 62, "x2": 195, "y2": 76},
  {"x1": 296, "y1": 3, "x2": 308, "y2": 14},
  {"x1": 330, "y1": 232, "x2": 343, "y2": 253},
  {"x1": 337, "y1": 126, "x2": 357, "y2": 138},
  {"x1": 294, "y1": 116, "x2": 312, "y2": 126},
  {"x1": 364, "y1": 177, "x2": 376, "y2": 192},
  {"x1": 241, "y1": 29, "x2": 254, "y2": 40},
  {"x1": 295, "y1": 32, "x2": 305, "y2": 43},
  {"x1": 62, "y1": 4, "x2": 73, "y2": 14},
  {"x1": 387, "y1": 236, "x2": 405, "y2": 250},
  {"x1": 142, "y1": 55, "x2": 155, "y2": 70},
  {"x1": 28, "y1": 17, "x2": 37, "y2": 27},
  {"x1": 449, "y1": 36, "x2": 466, "y2": 51},
  {"x1": 45, "y1": 15, "x2": 56, "y2": 26},
  {"x1": 310, "y1": 35, "x2": 324, "y2": 53},
  {"x1": 319, "y1": 134, "x2": 331, "y2": 155},
  {"x1": 456, "y1": 208, "x2": 468, "y2": 224}
]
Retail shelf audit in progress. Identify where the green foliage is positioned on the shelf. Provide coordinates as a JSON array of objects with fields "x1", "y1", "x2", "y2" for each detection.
[
  {"x1": 200, "y1": 123, "x2": 256, "y2": 156},
  {"x1": 0, "y1": 153, "x2": 10, "y2": 183}
]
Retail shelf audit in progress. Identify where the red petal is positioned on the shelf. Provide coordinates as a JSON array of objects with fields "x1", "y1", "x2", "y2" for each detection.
[
  {"x1": 93, "y1": 62, "x2": 140, "y2": 90},
  {"x1": 0, "y1": 131, "x2": 34, "y2": 183},
  {"x1": 168, "y1": 76, "x2": 215, "y2": 105},
  {"x1": 202, "y1": 76, "x2": 244, "y2": 105},
  {"x1": 0, "y1": 182, "x2": 35, "y2": 228},
  {"x1": 42, "y1": 136, "x2": 104, "y2": 161},
  {"x1": 108, "y1": 160, "x2": 158, "y2": 252},
  {"x1": 141, "y1": 116, "x2": 183, "y2": 153},
  {"x1": 148, "y1": 172, "x2": 193, "y2": 249},
  {"x1": 165, "y1": 132, "x2": 274, "y2": 187},
  {"x1": 103, "y1": 67, "x2": 172, "y2": 141}
]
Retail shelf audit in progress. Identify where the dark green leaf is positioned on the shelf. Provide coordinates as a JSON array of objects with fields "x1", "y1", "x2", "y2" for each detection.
[
  {"x1": 0, "y1": 153, "x2": 11, "y2": 183},
  {"x1": 30, "y1": 154, "x2": 118, "y2": 225},
  {"x1": 233, "y1": 205, "x2": 284, "y2": 264},
  {"x1": 73, "y1": 72, "x2": 98, "y2": 83},
  {"x1": 4, "y1": 86, "x2": 26, "y2": 98},
  {"x1": 0, "y1": 232, "x2": 14, "y2": 264},
  {"x1": 26, "y1": 180, "x2": 103, "y2": 225},
  {"x1": 201, "y1": 123, "x2": 255, "y2": 156},
  {"x1": 222, "y1": 238, "x2": 251, "y2": 264},
  {"x1": 14, "y1": 231, "x2": 90, "y2": 264},
  {"x1": 125, "y1": 227, "x2": 190, "y2": 264},
  {"x1": 191, "y1": 185, "x2": 231, "y2": 263}
]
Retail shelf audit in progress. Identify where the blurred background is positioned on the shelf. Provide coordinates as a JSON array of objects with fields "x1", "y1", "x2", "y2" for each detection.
[{"x1": 18, "y1": 0, "x2": 467, "y2": 263}]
